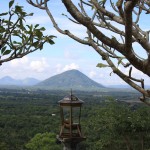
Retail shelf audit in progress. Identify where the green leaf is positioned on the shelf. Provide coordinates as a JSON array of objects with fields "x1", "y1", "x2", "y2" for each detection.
[
  {"x1": 12, "y1": 30, "x2": 19, "y2": 36},
  {"x1": 47, "y1": 39, "x2": 55, "y2": 45},
  {"x1": 32, "y1": 41, "x2": 39, "y2": 47},
  {"x1": 22, "y1": 34, "x2": 28, "y2": 41},
  {"x1": 0, "y1": 26, "x2": 6, "y2": 33},
  {"x1": 62, "y1": 13, "x2": 67, "y2": 17},
  {"x1": 13, "y1": 41, "x2": 18, "y2": 44},
  {"x1": 26, "y1": 25, "x2": 33, "y2": 34},
  {"x1": 3, "y1": 20, "x2": 9, "y2": 24},
  {"x1": 49, "y1": 35, "x2": 57, "y2": 38},
  {"x1": 19, "y1": 19, "x2": 23, "y2": 29},
  {"x1": 28, "y1": 13, "x2": 34, "y2": 16},
  {"x1": 118, "y1": 57, "x2": 125, "y2": 65},
  {"x1": 35, "y1": 30, "x2": 42, "y2": 38},
  {"x1": 30, "y1": 24, "x2": 33, "y2": 31},
  {"x1": 3, "y1": 50, "x2": 11, "y2": 55},
  {"x1": 1, "y1": 46, "x2": 7, "y2": 54},
  {"x1": 0, "y1": 12, "x2": 8, "y2": 16},
  {"x1": 96, "y1": 63, "x2": 109, "y2": 68},
  {"x1": 9, "y1": 0, "x2": 14, "y2": 8},
  {"x1": 35, "y1": 24, "x2": 39, "y2": 28},
  {"x1": 26, "y1": 25, "x2": 30, "y2": 29},
  {"x1": 0, "y1": 34, "x2": 2, "y2": 39},
  {"x1": 15, "y1": 6, "x2": 23, "y2": 14},
  {"x1": 21, "y1": 11, "x2": 27, "y2": 17},
  {"x1": 40, "y1": 27, "x2": 46, "y2": 31}
]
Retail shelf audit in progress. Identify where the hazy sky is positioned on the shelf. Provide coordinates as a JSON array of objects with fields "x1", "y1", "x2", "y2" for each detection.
[{"x1": 1, "y1": 0, "x2": 150, "y2": 86}]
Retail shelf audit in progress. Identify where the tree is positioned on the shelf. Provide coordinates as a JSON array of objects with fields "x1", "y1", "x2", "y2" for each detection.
[
  {"x1": 84, "y1": 100, "x2": 150, "y2": 150},
  {"x1": 27, "y1": 0, "x2": 150, "y2": 105},
  {"x1": 0, "y1": 0, "x2": 55, "y2": 65},
  {"x1": 25, "y1": 132, "x2": 61, "y2": 150}
]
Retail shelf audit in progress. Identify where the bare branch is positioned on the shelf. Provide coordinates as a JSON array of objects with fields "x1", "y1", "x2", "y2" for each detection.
[{"x1": 27, "y1": 0, "x2": 150, "y2": 105}]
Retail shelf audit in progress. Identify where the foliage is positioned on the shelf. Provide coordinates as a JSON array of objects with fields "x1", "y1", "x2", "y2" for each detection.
[
  {"x1": 83, "y1": 100, "x2": 150, "y2": 150},
  {"x1": 0, "y1": 88, "x2": 149, "y2": 149},
  {"x1": 0, "y1": 0, "x2": 55, "y2": 65},
  {"x1": 27, "y1": 0, "x2": 150, "y2": 105},
  {"x1": 0, "y1": 88, "x2": 61, "y2": 150},
  {"x1": 25, "y1": 132, "x2": 61, "y2": 150}
]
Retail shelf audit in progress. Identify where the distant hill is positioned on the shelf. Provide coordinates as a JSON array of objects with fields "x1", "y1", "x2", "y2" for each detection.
[
  {"x1": 21, "y1": 78, "x2": 41, "y2": 86},
  {"x1": 36, "y1": 69, "x2": 104, "y2": 90},
  {"x1": 107, "y1": 85, "x2": 150, "y2": 89},
  {"x1": 107, "y1": 85, "x2": 131, "y2": 88},
  {"x1": 0, "y1": 76, "x2": 40, "y2": 86}
]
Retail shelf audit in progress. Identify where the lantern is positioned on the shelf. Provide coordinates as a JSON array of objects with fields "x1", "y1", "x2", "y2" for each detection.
[{"x1": 58, "y1": 91, "x2": 84, "y2": 138}]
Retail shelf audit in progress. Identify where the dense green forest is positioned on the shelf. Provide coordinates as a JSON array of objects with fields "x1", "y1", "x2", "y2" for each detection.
[{"x1": 0, "y1": 88, "x2": 150, "y2": 150}]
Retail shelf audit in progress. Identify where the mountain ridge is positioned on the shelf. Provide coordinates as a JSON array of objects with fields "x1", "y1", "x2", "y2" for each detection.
[
  {"x1": 0, "y1": 76, "x2": 40, "y2": 86},
  {"x1": 1, "y1": 70, "x2": 143, "y2": 90},
  {"x1": 36, "y1": 69, "x2": 104, "y2": 90}
]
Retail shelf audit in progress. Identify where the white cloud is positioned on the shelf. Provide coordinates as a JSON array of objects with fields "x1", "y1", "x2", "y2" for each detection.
[
  {"x1": 55, "y1": 64, "x2": 63, "y2": 73},
  {"x1": 30, "y1": 57, "x2": 49, "y2": 72},
  {"x1": 10, "y1": 57, "x2": 49, "y2": 73},
  {"x1": 89, "y1": 71, "x2": 97, "y2": 78},
  {"x1": 55, "y1": 63, "x2": 79, "y2": 74},
  {"x1": 63, "y1": 63, "x2": 79, "y2": 71},
  {"x1": 10, "y1": 56, "x2": 29, "y2": 67}
]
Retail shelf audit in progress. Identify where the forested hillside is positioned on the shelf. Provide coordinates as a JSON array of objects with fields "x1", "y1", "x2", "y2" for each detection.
[{"x1": 0, "y1": 88, "x2": 150, "y2": 150}]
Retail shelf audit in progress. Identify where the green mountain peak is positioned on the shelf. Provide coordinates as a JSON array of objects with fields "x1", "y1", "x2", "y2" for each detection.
[{"x1": 36, "y1": 69, "x2": 104, "y2": 90}]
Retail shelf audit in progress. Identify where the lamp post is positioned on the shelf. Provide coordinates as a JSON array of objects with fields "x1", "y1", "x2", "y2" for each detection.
[{"x1": 57, "y1": 91, "x2": 86, "y2": 150}]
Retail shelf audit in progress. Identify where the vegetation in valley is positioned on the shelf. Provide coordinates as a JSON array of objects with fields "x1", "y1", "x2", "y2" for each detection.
[{"x1": 0, "y1": 88, "x2": 149, "y2": 149}]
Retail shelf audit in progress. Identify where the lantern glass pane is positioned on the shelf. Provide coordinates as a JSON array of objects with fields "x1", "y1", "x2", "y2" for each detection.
[
  {"x1": 72, "y1": 107, "x2": 80, "y2": 124},
  {"x1": 63, "y1": 107, "x2": 70, "y2": 121}
]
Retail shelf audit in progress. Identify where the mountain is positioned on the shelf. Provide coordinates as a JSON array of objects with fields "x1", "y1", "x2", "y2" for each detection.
[
  {"x1": 0, "y1": 76, "x2": 40, "y2": 86},
  {"x1": 21, "y1": 78, "x2": 41, "y2": 86},
  {"x1": 36, "y1": 69, "x2": 104, "y2": 90},
  {"x1": 0, "y1": 76, "x2": 24, "y2": 85}
]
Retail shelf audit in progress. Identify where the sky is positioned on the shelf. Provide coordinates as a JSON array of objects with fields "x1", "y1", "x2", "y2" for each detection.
[{"x1": 1, "y1": 0, "x2": 150, "y2": 86}]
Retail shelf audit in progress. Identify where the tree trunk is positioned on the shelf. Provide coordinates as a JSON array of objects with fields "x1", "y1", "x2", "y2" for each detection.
[
  {"x1": 63, "y1": 142, "x2": 77, "y2": 150},
  {"x1": 141, "y1": 133, "x2": 144, "y2": 150},
  {"x1": 124, "y1": 135, "x2": 133, "y2": 150}
]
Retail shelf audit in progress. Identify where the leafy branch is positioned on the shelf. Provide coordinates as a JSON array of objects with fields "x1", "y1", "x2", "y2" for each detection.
[{"x1": 0, "y1": 0, "x2": 56, "y2": 65}]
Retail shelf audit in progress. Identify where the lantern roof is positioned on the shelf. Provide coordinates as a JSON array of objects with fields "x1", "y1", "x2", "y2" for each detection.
[{"x1": 58, "y1": 91, "x2": 84, "y2": 106}]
